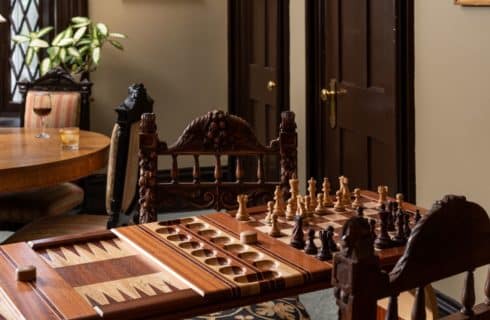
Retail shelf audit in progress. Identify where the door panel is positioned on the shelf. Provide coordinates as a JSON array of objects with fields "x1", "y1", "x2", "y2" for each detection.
[
  {"x1": 310, "y1": 0, "x2": 412, "y2": 196},
  {"x1": 229, "y1": 0, "x2": 289, "y2": 182}
]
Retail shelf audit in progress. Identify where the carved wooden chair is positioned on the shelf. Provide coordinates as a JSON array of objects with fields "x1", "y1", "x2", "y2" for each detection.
[
  {"x1": 332, "y1": 195, "x2": 490, "y2": 320},
  {"x1": 137, "y1": 110, "x2": 297, "y2": 223},
  {"x1": 0, "y1": 68, "x2": 94, "y2": 229},
  {"x1": 137, "y1": 111, "x2": 310, "y2": 320},
  {"x1": 18, "y1": 67, "x2": 92, "y2": 130},
  {"x1": 4, "y1": 84, "x2": 153, "y2": 243}
]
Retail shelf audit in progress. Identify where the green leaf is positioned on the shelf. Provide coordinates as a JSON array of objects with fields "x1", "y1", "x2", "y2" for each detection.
[
  {"x1": 73, "y1": 27, "x2": 87, "y2": 42},
  {"x1": 72, "y1": 21, "x2": 91, "y2": 29},
  {"x1": 59, "y1": 48, "x2": 67, "y2": 62},
  {"x1": 58, "y1": 38, "x2": 74, "y2": 46},
  {"x1": 109, "y1": 40, "x2": 124, "y2": 50},
  {"x1": 29, "y1": 39, "x2": 49, "y2": 48},
  {"x1": 96, "y1": 23, "x2": 108, "y2": 36},
  {"x1": 71, "y1": 16, "x2": 89, "y2": 24},
  {"x1": 26, "y1": 47, "x2": 34, "y2": 65},
  {"x1": 79, "y1": 45, "x2": 90, "y2": 55},
  {"x1": 37, "y1": 27, "x2": 53, "y2": 38},
  {"x1": 77, "y1": 39, "x2": 91, "y2": 46},
  {"x1": 12, "y1": 35, "x2": 30, "y2": 43},
  {"x1": 92, "y1": 47, "x2": 101, "y2": 65},
  {"x1": 109, "y1": 32, "x2": 127, "y2": 39},
  {"x1": 63, "y1": 27, "x2": 73, "y2": 38},
  {"x1": 47, "y1": 46, "x2": 60, "y2": 59},
  {"x1": 67, "y1": 47, "x2": 81, "y2": 59},
  {"x1": 52, "y1": 32, "x2": 65, "y2": 46},
  {"x1": 40, "y1": 57, "x2": 51, "y2": 75}
]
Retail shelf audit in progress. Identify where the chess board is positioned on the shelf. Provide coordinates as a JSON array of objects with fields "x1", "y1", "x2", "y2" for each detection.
[{"x1": 0, "y1": 216, "x2": 329, "y2": 320}]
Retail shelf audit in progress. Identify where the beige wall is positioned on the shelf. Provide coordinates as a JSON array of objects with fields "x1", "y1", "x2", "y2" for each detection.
[
  {"x1": 88, "y1": 0, "x2": 228, "y2": 163},
  {"x1": 415, "y1": 1, "x2": 490, "y2": 302}
]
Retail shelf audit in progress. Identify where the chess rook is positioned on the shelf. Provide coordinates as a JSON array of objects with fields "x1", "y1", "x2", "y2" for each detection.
[{"x1": 235, "y1": 194, "x2": 250, "y2": 221}]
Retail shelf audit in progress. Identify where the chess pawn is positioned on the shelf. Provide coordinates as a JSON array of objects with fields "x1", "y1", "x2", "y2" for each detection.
[
  {"x1": 285, "y1": 195, "x2": 297, "y2": 221},
  {"x1": 396, "y1": 193, "x2": 404, "y2": 211},
  {"x1": 265, "y1": 201, "x2": 274, "y2": 225},
  {"x1": 315, "y1": 193, "x2": 328, "y2": 216},
  {"x1": 393, "y1": 209, "x2": 407, "y2": 245},
  {"x1": 269, "y1": 213, "x2": 282, "y2": 237},
  {"x1": 296, "y1": 196, "x2": 306, "y2": 218},
  {"x1": 386, "y1": 202, "x2": 396, "y2": 231},
  {"x1": 304, "y1": 228, "x2": 318, "y2": 255},
  {"x1": 326, "y1": 225, "x2": 339, "y2": 252},
  {"x1": 377, "y1": 185, "x2": 388, "y2": 208},
  {"x1": 352, "y1": 188, "x2": 362, "y2": 209},
  {"x1": 317, "y1": 229, "x2": 332, "y2": 261},
  {"x1": 369, "y1": 219, "x2": 377, "y2": 243},
  {"x1": 403, "y1": 213, "x2": 411, "y2": 238},
  {"x1": 273, "y1": 186, "x2": 285, "y2": 217},
  {"x1": 308, "y1": 177, "x2": 318, "y2": 211},
  {"x1": 322, "y1": 178, "x2": 333, "y2": 207},
  {"x1": 235, "y1": 194, "x2": 250, "y2": 221},
  {"x1": 334, "y1": 190, "x2": 345, "y2": 212},
  {"x1": 304, "y1": 195, "x2": 313, "y2": 218},
  {"x1": 374, "y1": 206, "x2": 395, "y2": 249}
]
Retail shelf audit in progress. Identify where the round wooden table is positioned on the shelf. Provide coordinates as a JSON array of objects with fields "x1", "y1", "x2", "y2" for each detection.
[{"x1": 0, "y1": 128, "x2": 110, "y2": 193}]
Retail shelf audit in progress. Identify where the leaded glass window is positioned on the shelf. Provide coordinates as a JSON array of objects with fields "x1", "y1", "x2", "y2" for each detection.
[{"x1": 9, "y1": 0, "x2": 40, "y2": 102}]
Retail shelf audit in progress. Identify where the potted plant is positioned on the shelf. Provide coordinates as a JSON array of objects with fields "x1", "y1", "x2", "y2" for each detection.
[{"x1": 12, "y1": 16, "x2": 126, "y2": 80}]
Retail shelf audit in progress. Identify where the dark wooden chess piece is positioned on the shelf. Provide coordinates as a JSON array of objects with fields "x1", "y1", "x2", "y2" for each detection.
[
  {"x1": 356, "y1": 206, "x2": 364, "y2": 217},
  {"x1": 317, "y1": 229, "x2": 332, "y2": 261},
  {"x1": 290, "y1": 215, "x2": 306, "y2": 249},
  {"x1": 386, "y1": 202, "x2": 396, "y2": 231},
  {"x1": 304, "y1": 228, "x2": 318, "y2": 255},
  {"x1": 392, "y1": 201, "x2": 399, "y2": 225},
  {"x1": 415, "y1": 209, "x2": 422, "y2": 224},
  {"x1": 393, "y1": 209, "x2": 407, "y2": 245},
  {"x1": 374, "y1": 206, "x2": 395, "y2": 249},
  {"x1": 369, "y1": 219, "x2": 377, "y2": 242},
  {"x1": 326, "y1": 225, "x2": 339, "y2": 252},
  {"x1": 403, "y1": 213, "x2": 411, "y2": 238}
]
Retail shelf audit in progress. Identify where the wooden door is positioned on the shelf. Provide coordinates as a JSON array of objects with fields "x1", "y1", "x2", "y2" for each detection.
[
  {"x1": 307, "y1": 0, "x2": 414, "y2": 200},
  {"x1": 229, "y1": 0, "x2": 289, "y2": 181}
]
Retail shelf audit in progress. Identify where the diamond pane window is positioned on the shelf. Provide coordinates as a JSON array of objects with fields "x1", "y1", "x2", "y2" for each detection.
[{"x1": 9, "y1": 0, "x2": 40, "y2": 102}]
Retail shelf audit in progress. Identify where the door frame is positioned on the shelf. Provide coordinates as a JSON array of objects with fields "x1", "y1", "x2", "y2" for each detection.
[
  {"x1": 305, "y1": 0, "x2": 415, "y2": 201},
  {"x1": 228, "y1": 0, "x2": 290, "y2": 118}
]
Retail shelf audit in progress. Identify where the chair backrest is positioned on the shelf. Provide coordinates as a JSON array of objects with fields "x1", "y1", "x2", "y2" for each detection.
[
  {"x1": 332, "y1": 195, "x2": 490, "y2": 320},
  {"x1": 18, "y1": 67, "x2": 92, "y2": 130},
  {"x1": 105, "y1": 84, "x2": 153, "y2": 228},
  {"x1": 137, "y1": 110, "x2": 297, "y2": 223}
]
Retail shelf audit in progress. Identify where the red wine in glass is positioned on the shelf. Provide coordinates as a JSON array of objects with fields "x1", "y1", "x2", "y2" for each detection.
[{"x1": 33, "y1": 93, "x2": 52, "y2": 138}]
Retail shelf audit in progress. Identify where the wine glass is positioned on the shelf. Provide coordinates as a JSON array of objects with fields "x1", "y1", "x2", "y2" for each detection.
[{"x1": 32, "y1": 92, "x2": 52, "y2": 138}]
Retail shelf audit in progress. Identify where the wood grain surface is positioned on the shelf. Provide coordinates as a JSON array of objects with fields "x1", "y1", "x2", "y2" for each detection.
[{"x1": 0, "y1": 128, "x2": 109, "y2": 193}]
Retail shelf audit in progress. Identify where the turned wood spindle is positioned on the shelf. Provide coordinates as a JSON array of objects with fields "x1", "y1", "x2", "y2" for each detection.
[
  {"x1": 485, "y1": 267, "x2": 489, "y2": 306},
  {"x1": 411, "y1": 286, "x2": 426, "y2": 320},
  {"x1": 171, "y1": 155, "x2": 178, "y2": 183},
  {"x1": 257, "y1": 155, "x2": 264, "y2": 183},
  {"x1": 193, "y1": 155, "x2": 200, "y2": 183},
  {"x1": 461, "y1": 269, "x2": 475, "y2": 316},
  {"x1": 235, "y1": 157, "x2": 243, "y2": 183},
  {"x1": 214, "y1": 155, "x2": 222, "y2": 183},
  {"x1": 386, "y1": 295, "x2": 399, "y2": 320}
]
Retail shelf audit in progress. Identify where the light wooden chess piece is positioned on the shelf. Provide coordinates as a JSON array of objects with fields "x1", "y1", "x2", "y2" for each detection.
[
  {"x1": 352, "y1": 188, "x2": 361, "y2": 209},
  {"x1": 235, "y1": 194, "x2": 250, "y2": 221},
  {"x1": 396, "y1": 193, "x2": 404, "y2": 211},
  {"x1": 304, "y1": 195, "x2": 313, "y2": 219},
  {"x1": 334, "y1": 190, "x2": 345, "y2": 212},
  {"x1": 377, "y1": 185, "x2": 388, "y2": 208},
  {"x1": 297, "y1": 195, "x2": 307, "y2": 219},
  {"x1": 286, "y1": 177, "x2": 299, "y2": 220},
  {"x1": 273, "y1": 186, "x2": 285, "y2": 217},
  {"x1": 322, "y1": 177, "x2": 333, "y2": 207},
  {"x1": 265, "y1": 201, "x2": 274, "y2": 225},
  {"x1": 315, "y1": 193, "x2": 328, "y2": 216},
  {"x1": 269, "y1": 213, "x2": 282, "y2": 237},
  {"x1": 340, "y1": 176, "x2": 351, "y2": 206},
  {"x1": 308, "y1": 177, "x2": 317, "y2": 211}
]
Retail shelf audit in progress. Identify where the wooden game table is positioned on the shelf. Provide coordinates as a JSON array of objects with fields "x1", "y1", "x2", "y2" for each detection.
[{"x1": 0, "y1": 191, "x2": 426, "y2": 320}]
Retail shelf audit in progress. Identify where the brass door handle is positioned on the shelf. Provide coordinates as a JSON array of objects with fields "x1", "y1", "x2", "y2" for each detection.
[
  {"x1": 267, "y1": 80, "x2": 277, "y2": 91},
  {"x1": 320, "y1": 88, "x2": 347, "y2": 101}
]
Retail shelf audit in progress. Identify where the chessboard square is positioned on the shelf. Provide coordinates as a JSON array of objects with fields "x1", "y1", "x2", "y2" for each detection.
[
  {"x1": 324, "y1": 213, "x2": 349, "y2": 221},
  {"x1": 364, "y1": 209, "x2": 379, "y2": 216},
  {"x1": 255, "y1": 226, "x2": 270, "y2": 235},
  {"x1": 311, "y1": 216, "x2": 328, "y2": 223},
  {"x1": 363, "y1": 201, "x2": 378, "y2": 209},
  {"x1": 247, "y1": 221, "x2": 265, "y2": 227}
]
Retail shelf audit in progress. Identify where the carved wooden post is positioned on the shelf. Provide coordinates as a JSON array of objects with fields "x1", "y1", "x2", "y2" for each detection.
[
  {"x1": 279, "y1": 111, "x2": 297, "y2": 197},
  {"x1": 193, "y1": 155, "x2": 200, "y2": 184},
  {"x1": 332, "y1": 216, "x2": 387, "y2": 320},
  {"x1": 138, "y1": 113, "x2": 158, "y2": 224},
  {"x1": 461, "y1": 269, "x2": 476, "y2": 316}
]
